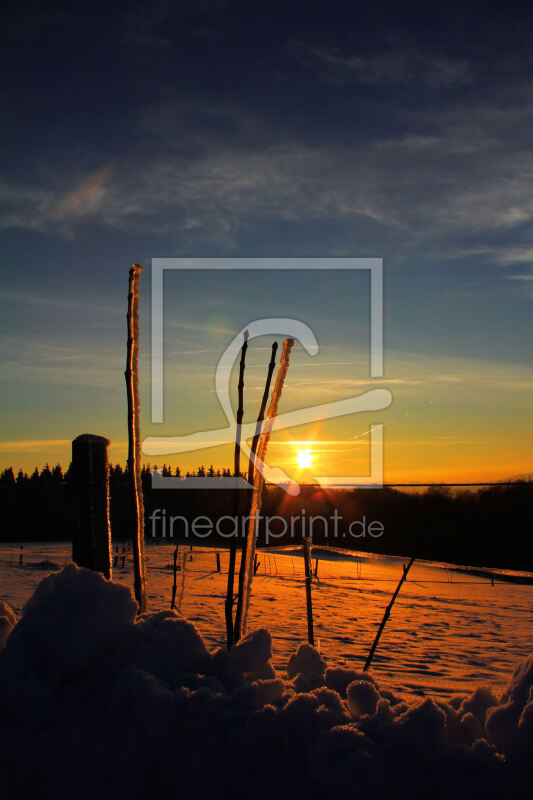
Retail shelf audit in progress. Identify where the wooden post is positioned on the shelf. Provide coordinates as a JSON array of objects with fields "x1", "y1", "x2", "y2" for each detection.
[
  {"x1": 314, "y1": 557, "x2": 319, "y2": 578},
  {"x1": 364, "y1": 557, "x2": 416, "y2": 671},
  {"x1": 19, "y1": 544, "x2": 23, "y2": 565},
  {"x1": 71, "y1": 433, "x2": 112, "y2": 579},
  {"x1": 303, "y1": 537, "x2": 314, "y2": 646},
  {"x1": 216, "y1": 552, "x2": 221, "y2": 572}
]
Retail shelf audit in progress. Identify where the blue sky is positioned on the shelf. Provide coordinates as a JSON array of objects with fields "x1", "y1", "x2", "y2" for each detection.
[{"x1": 0, "y1": 0, "x2": 531, "y2": 480}]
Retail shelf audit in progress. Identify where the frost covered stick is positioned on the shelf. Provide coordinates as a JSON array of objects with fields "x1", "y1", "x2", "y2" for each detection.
[
  {"x1": 232, "y1": 340, "x2": 278, "y2": 643},
  {"x1": 125, "y1": 264, "x2": 147, "y2": 613},
  {"x1": 225, "y1": 330, "x2": 249, "y2": 648},
  {"x1": 247, "y1": 341, "x2": 278, "y2": 485},
  {"x1": 364, "y1": 556, "x2": 415, "y2": 671},
  {"x1": 235, "y1": 337, "x2": 295, "y2": 639}
]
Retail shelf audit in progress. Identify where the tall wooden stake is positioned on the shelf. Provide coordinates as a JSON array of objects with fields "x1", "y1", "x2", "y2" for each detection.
[
  {"x1": 364, "y1": 556, "x2": 415, "y2": 671},
  {"x1": 225, "y1": 331, "x2": 249, "y2": 649},
  {"x1": 125, "y1": 263, "x2": 147, "y2": 613}
]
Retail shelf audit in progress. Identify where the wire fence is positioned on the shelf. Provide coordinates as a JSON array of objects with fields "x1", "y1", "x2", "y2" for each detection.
[{"x1": 2, "y1": 540, "x2": 532, "y2": 586}]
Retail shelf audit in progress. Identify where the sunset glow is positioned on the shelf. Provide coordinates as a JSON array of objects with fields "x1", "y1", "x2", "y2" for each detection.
[
  {"x1": 296, "y1": 449, "x2": 314, "y2": 469},
  {"x1": 1, "y1": 5, "x2": 533, "y2": 800}
]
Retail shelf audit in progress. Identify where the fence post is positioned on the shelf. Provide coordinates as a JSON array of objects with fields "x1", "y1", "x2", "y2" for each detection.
[
  {"x1": 71, "y1": 433, "x2": 112, "y2": 579},
  {"x1": 171, "y1": 546, "x2": 179, "y2": 609},
  {"x1": 177, "y1": 552, "x2": 187, "y2": 612},
  {"x1": 303, "y1": 537, "x2": 314, "y2": 646}
]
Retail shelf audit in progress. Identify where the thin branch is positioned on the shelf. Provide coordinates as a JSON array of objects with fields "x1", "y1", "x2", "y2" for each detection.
[
  {"x1": 364, "y1": 556, "x2": 415, "y2": 671},
  {"x1": 247, "y1": 341, "x2": 278, "y2": 485},
  {"x1": 235, "y1": 337, "x2": 295, "y2": 640},
  {"x1": 225, "y1": 330, "x2": 249, "y2": 649},
  {"x1": 234, "y1": 341, "x2": 278, "y2": 643}
]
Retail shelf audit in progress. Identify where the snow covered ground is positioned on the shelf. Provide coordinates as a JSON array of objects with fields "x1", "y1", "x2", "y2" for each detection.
[
  {"x1": 1, "y1": 540, "x2": 531, "y2": 700},
  {"x1": 1, "y1": 562, "x2": 532, "y2": 800}
]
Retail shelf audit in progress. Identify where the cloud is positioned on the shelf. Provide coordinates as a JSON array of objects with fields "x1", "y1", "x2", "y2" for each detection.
[
  {"x1": 0, "y1": 439, "x2": 72, "y2": 451},
  {"x1": 496, "y1": 247, "x2": 533, "y2": 266},
  {"x1": 0, "y1": 85, "x2": 530, "y2": 262},
  {"x1": 0, "y1": 181, "x2": 56, "y2": 233},
  {"x1": 505, "y1": 272, "x2": 533, "y2": 298},
  {"x1": 0, "y1": 289, "x2": 121, "y2": 315},
  {"x1": 291, "y1": 42, "x2": 475, "y2": 89},
  {"x1": 52, "y1": 163, "x2": 115, "y2": 219}
]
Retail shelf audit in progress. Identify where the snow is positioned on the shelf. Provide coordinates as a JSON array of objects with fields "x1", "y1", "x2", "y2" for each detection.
[
  {"x1": 0, "y1": 600, "x2": 16, "y2": 650},
  {"x1": 287, "y1": 642, "x2": 327, "y2": 681},
  {"x1": 0, "y1": 563, "x2": 532, "y2": 799},
  {"x1": 346, "y1": 679, "x2": 381, "y2": 716},
  {"x1": 1, "y1": 541, "x2": 531, "y2": 700}
]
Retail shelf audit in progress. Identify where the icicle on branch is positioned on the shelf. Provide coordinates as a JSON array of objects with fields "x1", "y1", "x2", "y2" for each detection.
[
  {"x1": 125, "y1": 263, "x2": 147, "y2": 613},
  {"x1": 236, "y1": 337, "x2": 295, "y2": 639}
]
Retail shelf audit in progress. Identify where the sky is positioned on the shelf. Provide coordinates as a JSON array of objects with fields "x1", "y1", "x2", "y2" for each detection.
[{"x1": 0, "y1": 0, "x2": 532, "y2": 483}]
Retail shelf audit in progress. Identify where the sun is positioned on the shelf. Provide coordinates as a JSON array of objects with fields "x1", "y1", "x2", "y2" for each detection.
[{"x1": 296, "y1": 449, "x2": 314, "y2": 469}]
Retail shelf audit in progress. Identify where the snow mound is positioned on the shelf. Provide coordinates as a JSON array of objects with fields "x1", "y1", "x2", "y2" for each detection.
[
  {"x1": 25, "y1": 559, "x2": 61, "y2": 571},
  {"x1": 287, "y1": 641, "x2": 326, "y2": 690},
  {"x1": 0, "y1": 566, "x2": 532, "y2": 799},
  {"x1": 0, "y1": 601, "x2": 16, "y2": 650},
  {"x1": 347, "y1": 679, "x2": 380, "y2": 717}
]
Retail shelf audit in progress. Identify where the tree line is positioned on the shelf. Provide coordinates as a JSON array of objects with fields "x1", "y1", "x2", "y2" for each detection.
[{"x1": 0, "y1": 464, "x2": 531, "y2": 572}]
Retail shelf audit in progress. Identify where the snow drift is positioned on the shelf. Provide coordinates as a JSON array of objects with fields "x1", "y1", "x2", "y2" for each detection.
[{"x1": 0, "y1": 565, "x2": 531, "y2": 800}]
